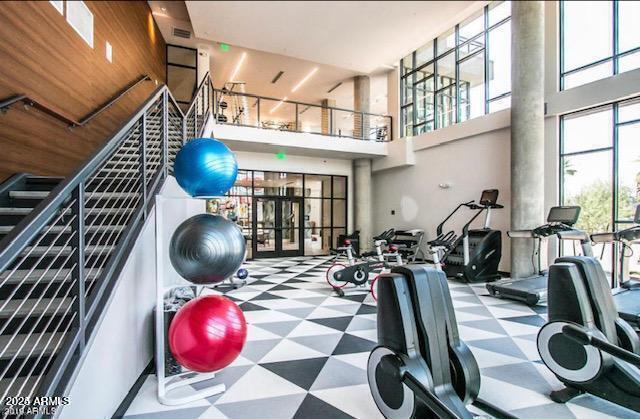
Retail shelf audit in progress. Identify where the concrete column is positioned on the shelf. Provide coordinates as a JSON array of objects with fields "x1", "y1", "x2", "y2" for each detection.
[
  {"x1": 354, "y1": 158, "x2": 373, "y2": 251},
  {"x1": 353, "y1": 75, "x2": 370, "y2": 139},
  {"x1": 321, "y1": 99, "x2": 335, "y2": 135},
  {"x1": 510, "y1": 1, "x2": 545, "y2": 278}
]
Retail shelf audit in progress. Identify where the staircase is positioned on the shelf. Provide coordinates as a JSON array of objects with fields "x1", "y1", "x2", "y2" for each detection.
[{"x1": 0, "y1": 74, "x2": 213, "y2": 417}]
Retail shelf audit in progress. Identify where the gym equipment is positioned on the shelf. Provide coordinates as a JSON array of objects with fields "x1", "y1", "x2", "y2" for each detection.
[
  {"x1": 486, "y1": 206, "x2": 590, "y2": 305},
  {"x1": 169, "y1": 295, "x2": 247, "y2": 373},
  {"x1": 536, "y1": 256, "x2": 640, "y2": 411},
  {"x1": 337, "y1": 230, "x2": 360, "y2": 256},
  {"x1": 389, "y1": 229, "x2": 425, "y2": 262},
  {"x1": 368, "y1": 265, "x2": 515, "y2": 419},
  {"x1": 173, "y1": 138, "x2": 238, "y2": 197},
  {"x1": 591, "y1": 205, "x2": 640, "y2": 331},
  {"x1": 169, "y1": 214, "x2": 246, "y2": 284},
  {"x1": 327, "y1": 231, "x2": 402, "y2": 298},
  {"x1": 434, "y1": 189, "x2": 504, "y2": 283}
]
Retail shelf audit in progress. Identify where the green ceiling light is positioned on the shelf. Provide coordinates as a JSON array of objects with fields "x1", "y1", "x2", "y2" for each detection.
[
  {"x1": 276, "y1": 152, "x2": 286, "y2": 160},
  {"x1": 219, "y1": 43, "x2": 230, "y2": 52}
]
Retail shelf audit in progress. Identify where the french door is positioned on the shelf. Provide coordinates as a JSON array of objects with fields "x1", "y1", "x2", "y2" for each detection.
[{"x1": 252, "y1": 197, "x2": 303, "y2": 258}]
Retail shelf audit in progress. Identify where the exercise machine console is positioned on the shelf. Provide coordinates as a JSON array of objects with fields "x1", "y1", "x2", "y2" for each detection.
[{"x1": 486, "y1": 206, "x2": 591, "y2": 305}]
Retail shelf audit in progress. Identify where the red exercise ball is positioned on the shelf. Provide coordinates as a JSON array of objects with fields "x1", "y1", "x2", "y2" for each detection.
[{"x1": 168, "y1": 295, "x2": 247, "y2": 373}]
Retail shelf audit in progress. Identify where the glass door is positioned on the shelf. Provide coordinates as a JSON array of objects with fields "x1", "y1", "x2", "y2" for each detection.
[{"x1": 253, "y1": 197, "x2": 303, "y2": 258}]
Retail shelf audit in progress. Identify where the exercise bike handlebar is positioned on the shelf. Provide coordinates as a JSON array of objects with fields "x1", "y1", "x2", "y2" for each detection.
[
  {"x1": 555, "y1": 229, "x2": 590, "y2": 242},
  {"x1": 436, "y1": 201, "x2": 475, "y2": 236},
  {"x1": 507, "y1": 230, "x2": 535, "y2": 238},
  {"x1": 562, "y1": 324, "x2": 640, "y2": 368}
]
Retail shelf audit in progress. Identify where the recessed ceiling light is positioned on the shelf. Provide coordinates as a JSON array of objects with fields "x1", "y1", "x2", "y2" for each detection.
[
  {"x1": 229, "y1": 52, "x2": 247, "y2": 82},
  {"x1": 161, "y1": 7, "x2": 167, "y2": 12},
  {"x1": 291, "y1": 68, "x2": 318, "y2": 93},
  {"x1": 270, "y1": 97, "x2": 288, "y2": 114}
]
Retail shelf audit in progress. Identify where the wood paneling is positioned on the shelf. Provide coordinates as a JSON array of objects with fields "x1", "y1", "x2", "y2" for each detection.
[{"x1": 0, "y1": 1, "x2": 166, "y2": 182}]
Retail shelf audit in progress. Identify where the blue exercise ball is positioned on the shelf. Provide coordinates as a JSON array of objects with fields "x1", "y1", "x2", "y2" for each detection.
[
  {"x1": 174, "y1": 138, "x2": 238, "y2": 197},
  {"x1": 169, "y1": 214, "x2": 246, "y2": 284}
]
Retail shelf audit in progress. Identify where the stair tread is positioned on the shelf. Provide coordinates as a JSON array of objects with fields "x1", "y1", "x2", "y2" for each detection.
[
  {"x1": 0, "y1": 297, "x2": 73, "y2": 318},
  {"x1": 20, "y1": 245, "x2": 115, "y2": 257},
  {"x1": 0, "y1": 224, "x2": 125, "y2": 234},
  {"x1": 10, "y1": 191, "x2": 139, "y2": 199},
  {"x1": 0, "y1": 331, "x2": 64, "y2": 359},
  {"x1": 0, "y1": 207, "x2": 135, "y2": 216},
  {"x1": 0, "y1": 376, "x2": 40, "y2": 397},
  {"x1": 0, "y1": 268, "x2": 101, "y2": 284}
]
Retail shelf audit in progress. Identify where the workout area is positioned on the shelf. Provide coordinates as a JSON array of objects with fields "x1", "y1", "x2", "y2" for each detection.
[{"x1": 1, "y1": 1, "x2": 640, "y2": 418}]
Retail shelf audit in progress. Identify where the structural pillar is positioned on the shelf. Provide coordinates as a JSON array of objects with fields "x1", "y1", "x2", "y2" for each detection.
[
  {"x1": 354, "y1": 158, "x2": 373, "y2": 251},
  {"x1": 353, "y1": 75, "x2": 370, "y2": 139},
  {"x1": 510, "y1": 1, "x2": 545, "y2": 278},
  {"x1": 321, "y1": 99, "x2": 335, "y2": 135}
]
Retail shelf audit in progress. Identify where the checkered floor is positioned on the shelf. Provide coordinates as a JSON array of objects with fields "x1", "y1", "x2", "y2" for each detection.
[{"x1": 123, "y1": 256, "x2": 638, "y2": 419}]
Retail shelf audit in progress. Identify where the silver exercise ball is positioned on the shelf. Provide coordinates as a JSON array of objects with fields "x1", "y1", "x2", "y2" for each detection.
[{"x1": 169, "y1": 214, "x2": 246, "y2": 284}]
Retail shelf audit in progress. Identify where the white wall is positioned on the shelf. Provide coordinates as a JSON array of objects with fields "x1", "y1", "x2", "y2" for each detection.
[
  {"x1": 60, "y1": 178, "x2": 195, "y2": 419},
  {"x1": 373, "y1": 127, "x2": 511, "y2": 271},
  {"x1": 61, "y1": 209, "x2": 157, "y2": 419},
  {"x1": 232, "y1": 150, "x2": 355, "y2": 232}
]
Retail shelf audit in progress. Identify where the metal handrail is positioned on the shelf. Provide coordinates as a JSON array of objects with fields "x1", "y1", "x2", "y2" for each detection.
[
  {"x1": 0, "y1": 72, "x2": 211, "y2": 415},
  {"x1": 0, "y1": 74, "x2": 152, "y2": 128},
  {"x1": 211, "y1": 83, "x2": 393, "y2": 141},
  {"x1": 212, "y1": 86, "x2": 390, "y2": 117}
]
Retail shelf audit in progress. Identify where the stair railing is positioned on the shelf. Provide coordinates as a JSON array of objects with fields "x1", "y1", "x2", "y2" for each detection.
[
  {"x1": 0, "y1": 75, "x2": 152, "y2": 128},
  {"x1": 0, "y1": 72, "x2": 212, "y2": 416}
]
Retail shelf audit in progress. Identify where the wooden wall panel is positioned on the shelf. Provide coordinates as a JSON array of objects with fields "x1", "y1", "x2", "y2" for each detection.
[{"x1": 0, "y1": 1, "x2": 166, "y2": 182}]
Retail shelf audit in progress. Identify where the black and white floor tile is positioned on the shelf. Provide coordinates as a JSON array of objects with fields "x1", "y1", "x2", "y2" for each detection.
[{"x1": 123, "y1": 257, "x2": 638, "y2": 419}]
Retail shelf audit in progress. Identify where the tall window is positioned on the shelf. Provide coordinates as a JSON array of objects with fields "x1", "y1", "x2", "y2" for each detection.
[
  {"x1": 400, "y1": 1, "x2": 511, "y2": 137},
  {"x1": 560, "y1": 1, "x2": 640, "y2": 90},
  {"x1": 560, "y1": 97, "x2": 640, "y2": 276}
]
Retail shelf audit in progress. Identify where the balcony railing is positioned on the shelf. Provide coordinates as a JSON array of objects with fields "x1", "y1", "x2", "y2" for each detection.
[{"x1": 212, "y1": 87, "x2": 393, "y2": 142}]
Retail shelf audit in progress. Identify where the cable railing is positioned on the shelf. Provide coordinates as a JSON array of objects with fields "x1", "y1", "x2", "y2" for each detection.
[
  {"x1": 0, "y1": 72, "x2": 211, "y2": 417},
  {"x1": 212, "y1": 85, "x2": 393, "y2": 142}
]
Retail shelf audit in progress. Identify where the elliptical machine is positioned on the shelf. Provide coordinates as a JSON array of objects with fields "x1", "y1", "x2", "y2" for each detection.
[
  {"x1": 431, "y1": 189, "x2": 503, "y2": 283},
  {"x1": 536, "y1": 256, "x2": 640, "y2": 411},
  {"x1": 368, "y1": 265, "x2": 515, "y2": 419}
]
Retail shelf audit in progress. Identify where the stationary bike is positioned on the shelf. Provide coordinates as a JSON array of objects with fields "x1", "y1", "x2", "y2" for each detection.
[
  {"x1": 369, "y1": 234, "x2": 453, "y2": 301},
  {"x1": 327, "y1": 230, "x2": 400, "y2": 297},
  {"x1": 367, "y1": 265, "x2": 516, "y2": 418}
]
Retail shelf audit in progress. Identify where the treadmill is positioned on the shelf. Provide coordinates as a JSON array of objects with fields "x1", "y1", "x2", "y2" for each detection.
[
  {"x1": 486, "y1": 206, "x2": 591, "y2": 305},
  {"x1": 591, "y1": 205, "x2": 640, "y2": 331}
]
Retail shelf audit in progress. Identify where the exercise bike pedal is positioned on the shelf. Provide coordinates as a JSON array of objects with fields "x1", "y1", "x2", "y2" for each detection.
[
  {"x1": 333, "y1": 287, "x2": 345, "y2": 297},
  {"x1": 550, "y1": 387, "x2": 583, "y2": 403}
]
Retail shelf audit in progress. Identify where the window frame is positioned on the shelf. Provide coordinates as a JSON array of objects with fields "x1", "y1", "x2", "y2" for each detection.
[
  {"x1": 559, "y1": 95, "x2": 640, "y2": 281},
  {"x1": 559, "y1": 0, "x2": 640, "y2": 91},
  {"x1": 400, "y1": 2, "x2": 511, "y2": 137}
]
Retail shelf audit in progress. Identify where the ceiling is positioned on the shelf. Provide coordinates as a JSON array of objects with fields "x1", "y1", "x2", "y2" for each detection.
[
  {"x1": 185, "y1": 1, "x2": 485, "y2": 74},
  {"x1": 148, "y1": 1, "x2": 486, "y2": 122}
]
